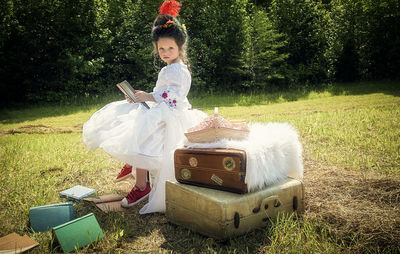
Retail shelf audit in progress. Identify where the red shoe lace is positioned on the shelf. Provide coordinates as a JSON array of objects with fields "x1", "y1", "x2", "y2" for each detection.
[
  {"x1": 126, "y1": 184, "x2": 148, "y2": 202},
  {"x1": 126, "y1": 186, "x2": 140, "y2": 201}
]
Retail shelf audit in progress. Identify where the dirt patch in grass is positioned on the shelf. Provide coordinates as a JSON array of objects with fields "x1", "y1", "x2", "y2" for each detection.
[
  {"x1": 303, "y1": 158, "x2": 400, "y2": 252},
  {"x1": 0, "y1": 124, "x2": 83, "y2": 135}
]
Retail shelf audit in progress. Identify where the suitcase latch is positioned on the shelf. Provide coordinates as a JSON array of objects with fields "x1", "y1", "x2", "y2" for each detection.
[
  {"x1": 253, "y1": 195, "x2": 280, "y2": 213},
  {"x1": 260, "y1": 195, "x2": 280, "y2": 221},
  {"x1": 234, "y1": 212, "x2": 240, "y2": 228}
]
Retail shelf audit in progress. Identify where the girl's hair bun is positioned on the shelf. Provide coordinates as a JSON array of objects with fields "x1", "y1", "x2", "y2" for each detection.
[
  {"x1": 159, "y1": 0, "x2": 181, "y2": 18},
  {"x1": 151, "y1": 14, "x2": 187, "y2": 47},
  {"x1": 152, "y1": 0, "x2": 190, "y2": 68}
]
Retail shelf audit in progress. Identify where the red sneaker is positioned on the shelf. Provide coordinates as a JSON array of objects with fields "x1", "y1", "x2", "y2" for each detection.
[
  {"x1": 121, "y1": 183, "x2": 151, "y2": 208},
  {"x1": 114, "y1": 164, "x2": 133, "y2": 182}
]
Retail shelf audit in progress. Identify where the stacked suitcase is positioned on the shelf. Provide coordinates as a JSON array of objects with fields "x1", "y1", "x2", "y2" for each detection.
[{"x1": 166, "y1": 148, "x2": 304, "y2": 239}]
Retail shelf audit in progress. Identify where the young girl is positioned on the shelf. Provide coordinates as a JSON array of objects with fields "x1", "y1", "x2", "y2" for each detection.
[{"x1": 82, "y1": 0, "x2": 206, "y2": 214}]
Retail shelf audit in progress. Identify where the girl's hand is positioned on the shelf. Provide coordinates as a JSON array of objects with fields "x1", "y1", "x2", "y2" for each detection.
[
  {"x1": 134, "y1": 91, "x2": 156, "y2": 102},
  {"x1": 125, "y1": 95, "x2": 134, "y2": 104}
]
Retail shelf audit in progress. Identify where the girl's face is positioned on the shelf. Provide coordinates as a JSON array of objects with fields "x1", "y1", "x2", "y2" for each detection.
[{"x1": 157, "y1": 37, "x2": 180, "y2": 65}]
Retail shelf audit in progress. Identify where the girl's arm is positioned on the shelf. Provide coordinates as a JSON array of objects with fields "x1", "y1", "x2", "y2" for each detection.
[
  {"x1": 133, "y1": 91, "x2": 156, "y2": 102},
  {"x1": 150, "y1": 67, "x2": 189, "y2": 109}
]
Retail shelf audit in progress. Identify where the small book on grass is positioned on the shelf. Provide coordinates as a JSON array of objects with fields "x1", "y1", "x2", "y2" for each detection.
[
  {"x1": 52, "y1": 213, "x2": 104, "y2": 253},
  {"x1": 59, "y1": 185, "x2": 96, "y2": 200},
  {"x1": 84, "y1": 194, "x2": 126, "y2": 213},
  {"x1": 0, "y1": 232, "x2": 39, "y2": 253},
  {"x1": 116, "y1": 80, "x2": 150, "y2": 109},
  {"x1": 29, "y1": 202, "x2": 75, "y2": 232}
]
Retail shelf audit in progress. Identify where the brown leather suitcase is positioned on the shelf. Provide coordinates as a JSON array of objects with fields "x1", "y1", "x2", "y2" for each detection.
[{"x1": 174, "y1": 148, "x2": 247, "y2": 194}]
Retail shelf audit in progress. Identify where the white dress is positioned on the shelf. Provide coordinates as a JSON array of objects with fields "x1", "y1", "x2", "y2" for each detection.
[{"x1": 82, "y1": 62, "x2": 207, "y2": 214}]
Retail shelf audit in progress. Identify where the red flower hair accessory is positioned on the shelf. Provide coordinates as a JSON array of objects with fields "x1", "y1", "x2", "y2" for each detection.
[
  {"x1": 152, "y1": 21, "x2": 186, "y2": 32},
  {"x1": 159, "y1": 0, "x2": 181, "y2": 17}
]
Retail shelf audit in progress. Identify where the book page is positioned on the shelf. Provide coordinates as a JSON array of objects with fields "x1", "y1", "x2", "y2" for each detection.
[
  {"x1": 116, "y1": 80, "x2": 136, "y2": 102},
  {"x1": 60, "y1": 185, "x2": 96, "y2": 200},
  {"x1": 116, "y1": 80, "x2": 150, "y2": 109},
  {"x1": 0, "y1": 233, "x2": 39, "y2": 253},
  {"x1": 84, "y1": 194, "x2": 124, "y2": 204}
]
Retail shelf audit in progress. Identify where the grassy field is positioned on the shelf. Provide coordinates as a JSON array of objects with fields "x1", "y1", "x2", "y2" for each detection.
[{"x1": 0, "y1": 81, "x2": 399, "y2": 253}]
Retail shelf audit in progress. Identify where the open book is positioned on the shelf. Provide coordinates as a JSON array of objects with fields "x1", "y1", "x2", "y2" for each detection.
[
  {"x1": 116, "y1": 80, "x2": 150, "y2": 109},
  {"x1": 0, "y1": 233, "x2": 39, "y2": 253},
  {"x1": 59, "y1": 185, "x2": 97, "y2": 200},
  {"x1": 84, "y1": 194, "x2": 126, "y2": 213}
]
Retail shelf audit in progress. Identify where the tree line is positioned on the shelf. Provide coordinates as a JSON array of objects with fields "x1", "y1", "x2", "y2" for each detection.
[{"x1": 0, "y1": 0, "x2": 399, "y2": 105}]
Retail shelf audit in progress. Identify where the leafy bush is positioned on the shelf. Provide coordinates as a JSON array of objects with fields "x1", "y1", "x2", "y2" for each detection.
[{"x1": 0, "y1": 0, "x2": 398, "y2": 105}]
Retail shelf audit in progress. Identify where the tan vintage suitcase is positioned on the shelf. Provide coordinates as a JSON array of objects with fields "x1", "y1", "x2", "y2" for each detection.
[
  {"x1": 174, "y1": 148, "x2": 247, "y2": 193},
  {"x1": 165, "y1": 177, "x2": 304, "y2": 239}
]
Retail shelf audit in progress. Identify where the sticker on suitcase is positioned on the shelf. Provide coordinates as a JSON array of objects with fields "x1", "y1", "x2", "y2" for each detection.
[
  {"x1": 211, "y1": 174, "x2": 223, "y2": 185},
  {"x1": 222, "y1": 157, "x2": 236, "y2": 171}
]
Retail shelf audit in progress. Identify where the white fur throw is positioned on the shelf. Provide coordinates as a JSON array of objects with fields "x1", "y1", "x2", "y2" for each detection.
[{"x1": 185, "y1": 122, "x2": 303, "y2": 192}]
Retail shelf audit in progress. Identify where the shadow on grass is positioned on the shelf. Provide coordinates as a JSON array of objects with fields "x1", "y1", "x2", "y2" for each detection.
[
  {"x1": 0, "y1": 93, "x2": 122, "y2": 125},
  {"x1": 158, "y1": 223, "x2": 271, "y2": 253},
  {"x1": 72, "y1": 200, "x2": 272, "y2": 253},
  {"x1": 190, "y1": 80, "x2": 400, "y2": 111},
  {"x1": 325, "y1": 80, "x2": 400, "y2": 97},
  {"x1": 1, "y1": 80, "x2": 398, "y2": 124}
]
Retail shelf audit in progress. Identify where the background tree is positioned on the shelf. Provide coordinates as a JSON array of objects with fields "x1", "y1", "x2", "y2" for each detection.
[
  {"x1": 181, "y1": 0, "x2": 248, "y2": 93},
  {"x1": 0, "y1": 0, "x2": 399, "y2": 105},
  {"x1": 102, "y1": 0, "x2": 159, "y2": 93},
  {"x1": 325, "y1": 0, "x2": 363, "y2": 82},
  {"x1": 243, "y1": 5, "x2": 289, "y2": 89},
  {"x1": 360, "y1": 0, "x2": 400, "y2": 80},
  {"x1": 269, "y1": 0, "x2": 328, "y2": 86}
]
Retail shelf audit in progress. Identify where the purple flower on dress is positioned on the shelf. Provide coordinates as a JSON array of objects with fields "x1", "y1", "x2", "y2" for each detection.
[
  {"x1": 160, "y1": 90, "x2": 176, "y2": 108},
  {"x1": 168, "y1": 99, "x2": 177, "y2": 107}
]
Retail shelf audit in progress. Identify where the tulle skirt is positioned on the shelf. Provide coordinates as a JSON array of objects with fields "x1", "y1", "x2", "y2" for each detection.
[{"x1": 82, "y1": 100, "x2": 207, "y2": 214}]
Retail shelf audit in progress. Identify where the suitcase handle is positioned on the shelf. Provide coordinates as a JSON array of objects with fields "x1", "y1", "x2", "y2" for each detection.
[{"x1": 261, "y1": 195, "x2": 281, "y2": 218}]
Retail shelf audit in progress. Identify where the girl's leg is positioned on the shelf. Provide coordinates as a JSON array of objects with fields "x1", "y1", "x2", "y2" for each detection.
[{"x1": 135, "y1": 168, "x2": 149, "y2": 190}]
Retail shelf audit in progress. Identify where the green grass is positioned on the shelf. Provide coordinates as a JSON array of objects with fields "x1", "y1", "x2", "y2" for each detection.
[{"x1": 0, "y1": 81, "x2": 399, "y2": 253}]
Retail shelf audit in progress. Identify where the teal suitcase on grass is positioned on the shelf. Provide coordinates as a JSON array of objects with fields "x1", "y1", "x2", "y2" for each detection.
[
  {"x1": 52, "y1": 213, "x2": 104, "y2": 253},
  {"x1": 29, "y1": 202, "x2": 74, "y2": 232}
]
